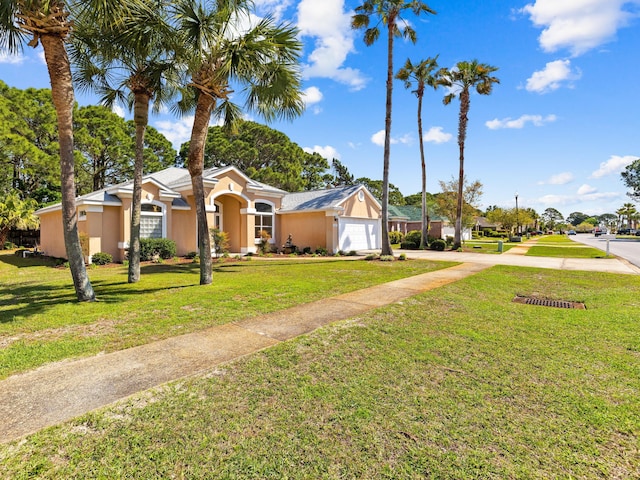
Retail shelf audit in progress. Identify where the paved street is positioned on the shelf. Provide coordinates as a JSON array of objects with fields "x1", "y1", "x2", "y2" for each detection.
[{"x1": 570, "y1": 233, "x2": 640, "y2": 268}]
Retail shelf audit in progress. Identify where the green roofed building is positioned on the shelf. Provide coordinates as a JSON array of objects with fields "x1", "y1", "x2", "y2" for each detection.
[{"x1": 388, "y1": 205, "x2": 445, "y2": 239}]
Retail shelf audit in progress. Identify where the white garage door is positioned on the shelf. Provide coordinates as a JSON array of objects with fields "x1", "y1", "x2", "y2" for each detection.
[{"x1": 338, "y1": 218, "x2": 381, "y2": 251}]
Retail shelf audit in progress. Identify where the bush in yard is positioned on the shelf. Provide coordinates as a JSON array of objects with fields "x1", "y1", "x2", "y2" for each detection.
[
  {"x1": 405, "y1": 230, "x2": 421, "y2": 245},
  {"x1": 257, "y1": 230, "x2": 271, "y2": 255},
  {"x1": 430, "y1": 239, "x2": 446, "y2": 251},
  {"x1": 388, "y1": 231, "x2": 404, "y2": 244},
  {"x1": 91, "y1": 252, "x2": 112, "y2": 265},
  {"x1": 140, "y1": 238, "x2": 176, "y2": 261},
  {"x1": 210, "y1": 228, "x2": 230, "y2": 258},
  {"x1": 400, "y1": 240, "x2": 418, "y2": 249}
]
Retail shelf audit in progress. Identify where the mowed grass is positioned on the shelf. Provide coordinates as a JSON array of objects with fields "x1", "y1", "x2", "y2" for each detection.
[
  {"x1": 0, "y1": 251, "x2": 455, "y2": 379},
  {"x1": 0, "y1": 266, "x2": 638, "y2": 478},
  {"x1": 526, "y1": 234, "x2": 611, "y2": 258},
  {"x1": 462, "y1": 239, "x2": 515, "y2": 254}
]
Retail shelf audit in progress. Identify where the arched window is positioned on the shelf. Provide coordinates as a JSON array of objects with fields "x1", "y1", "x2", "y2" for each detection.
[
  {"x1": 140, "y1": 202, "x2": 164, "y2": 239},
  {"x1": 254, "y1": 201, "x2": 274, "y2": 240}
]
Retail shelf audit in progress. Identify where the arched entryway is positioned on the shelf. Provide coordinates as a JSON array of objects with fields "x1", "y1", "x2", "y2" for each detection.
[{"x1": 206, "y1": 191, "x2": 250, "y2": 253}]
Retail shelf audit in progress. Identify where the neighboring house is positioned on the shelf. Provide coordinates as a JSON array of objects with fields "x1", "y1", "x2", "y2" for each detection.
[
  {"x1": 36, "y1": 166, "x2": 382, "y2": 262},
  {"x1": 388, "y1": 205, "x2": 444, "y2": 239},
  {"x1": 474, "y1": 216, "x2": 499, "y2": 233}
]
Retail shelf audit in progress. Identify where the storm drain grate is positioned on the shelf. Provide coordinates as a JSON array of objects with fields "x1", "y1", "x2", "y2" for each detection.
[{"x1": 513, "y1": 296, "x2": 586, "y2": 310}]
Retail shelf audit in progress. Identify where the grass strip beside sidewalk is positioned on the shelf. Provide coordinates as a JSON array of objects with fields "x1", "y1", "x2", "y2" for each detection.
[{"x1": 0, "y1": 266, "x2": 638, "y2": 478}]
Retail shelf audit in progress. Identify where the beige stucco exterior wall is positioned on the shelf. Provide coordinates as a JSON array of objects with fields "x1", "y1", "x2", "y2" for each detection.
[
  {"x1": 279, "y1": 211, "x2": 330, "y2": 252},
  {"x1": 173, "y1": 204, "x2": 197, "y2": 256},
  {"x1": 101, "y1": 207, "x2": 122, "y2": 259},
  {"x1": 340, "y1": 192, "x2": 381, "y2": 219},
  {"x1": 205, "y1": 171, "x2": 283, "y2": 254},
  {"x1": 39, "y1": 210, "x2": 66, "y2": 259}
]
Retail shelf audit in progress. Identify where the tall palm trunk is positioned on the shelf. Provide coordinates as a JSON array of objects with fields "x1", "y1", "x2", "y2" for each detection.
[
  {"x1": 380, "y1": 14, "x2": 396, "y2": 257},
  {"x1": 454, "y1": 88, "x2": 470, "y2": 250},
  {"x1": 188, "y1": 92, "x2": 214, "y2": 285},
  {"x1": 40, "y1": 34, "x2": 95, "y2": 302},
  {"x1": 128, "y1": 92, "x2": 150, "y2": 283},
  {"x1": 416, "y1": 90, "x2": 428, "y2": 249}
]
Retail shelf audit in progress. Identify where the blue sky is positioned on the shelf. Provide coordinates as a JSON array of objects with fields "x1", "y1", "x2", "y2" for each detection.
[{"x1": 1, "y1": 0, "x2": 639, "y2": 219}]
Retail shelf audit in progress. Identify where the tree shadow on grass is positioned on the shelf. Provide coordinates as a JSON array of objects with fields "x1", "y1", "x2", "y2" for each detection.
[
  {"x1": 0, "y1": 260, "x2": 204, "y2": 324},
  {"x1": 0, "y1": 252, "x2": 61, "y2": 269},
  {"x1": 0, "y1": 255, "x2": 353, "y2": 324}
]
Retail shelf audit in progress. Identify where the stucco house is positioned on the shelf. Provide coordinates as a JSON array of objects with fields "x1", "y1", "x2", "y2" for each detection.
[{"x1": 36, "y1": 166, "x2": 382, "y2": 262}]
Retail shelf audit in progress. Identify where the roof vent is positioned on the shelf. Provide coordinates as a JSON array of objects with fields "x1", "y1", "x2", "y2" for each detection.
[{"x1": 513, "y1": 296, "x2": 586, "y2": 310}]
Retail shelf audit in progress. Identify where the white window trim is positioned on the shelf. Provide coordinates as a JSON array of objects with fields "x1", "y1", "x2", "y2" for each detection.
[
  {"x1": 254, "y1": 199, "x2": 276, "y2": 244},
  {"x1": 213, "y1": 201, "x2": 223, "y2": 231},
  {"x1": 140, "y1": 200, "x2": 167, "y2": 239}
]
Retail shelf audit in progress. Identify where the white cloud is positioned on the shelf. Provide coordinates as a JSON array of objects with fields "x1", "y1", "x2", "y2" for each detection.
[
  {"x1": 0, "y1": 52, "x2": 25, "y2": 65},
  {"x1": 253, "y1": 0, "x2": 294, "y2": 22},
  {"x1": 577, "y1": 184, "x2": 597, "y2": 195},
  {"x1": 154, "y1": 116, "x2": 195, "y2": 150},
  {"x1": 590, "y1": 154, "x2": 637, "y2": 178},
  {"x1": 486, "y1": 114, "x2": 557, "y2": 129},
  {"x1": 522, "y1": 0, "x2": 638, "y2": 56},
  {"x1": 370, "y1": 130, "x2": 411, "y2": 147},
  {"x1": 423, "y1": 126, "x2": 452, "y2": 144},
  {"x1": 538, "y1": 172, "x2": 574, "y2": 185},
  {"x1": 112, "y1": 105, "x2": 126, "y2": 118},
  {"x1": 525, "y1": 60, "x2": 581, "y2": 93},
  {"x1": 536, "y1": 194, "x2": 572, "y2": 206},
  {"x1": 302, "y1": 86, "x2": 323, "y2": 114},
  {"x1": 303, "y1": 145, "x2": 340, "y2": 160},
  {"x1": 302, "y1": 86, "x2": 322, "y2": 105},
  {"x1": 535, "y1": 191, "x2": 621, "y2": 207},
  {"x1": 297, "y1": 0, "x2": 367, "y2": 90}
]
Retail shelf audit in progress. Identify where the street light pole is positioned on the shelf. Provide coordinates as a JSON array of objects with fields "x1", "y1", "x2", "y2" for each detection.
[{"x1": 515, "y1": 192, "x2": 519, "y2": 236}]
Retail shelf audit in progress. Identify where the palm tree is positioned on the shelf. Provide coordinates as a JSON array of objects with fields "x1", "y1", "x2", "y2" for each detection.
[
  {"x1": 172, "y1": 0, "x2": 304, "y2": 285},
  {"x1": 352, "y1": 0, "x2": 436, "y2": 256},
  {"x1": 0, "y1": 1, "x2": 140, "y2": 300},
  {"x1": 396, "y1": 55, "x2": 441, "y2": 249},
  {"x1": 440, "y1": 60, "x2": 499, "y2": 249},
  {"x1": 618, "y1": 202, "x2": 637, "y2": 229},
  {"x1": 71, "y1": 2, "x2": 179, "y2": 283}
]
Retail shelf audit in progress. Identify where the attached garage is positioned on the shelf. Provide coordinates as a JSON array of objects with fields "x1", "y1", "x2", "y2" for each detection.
[
  {"x1": 278, "y1": 185, "x2": 382, "y2": 254},
  {"x1": 338, "y1": 218, "x2": 381, "y2": 251}
]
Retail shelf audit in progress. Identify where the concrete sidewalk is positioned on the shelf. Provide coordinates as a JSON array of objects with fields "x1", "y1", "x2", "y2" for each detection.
[
  {"x1": 391, "y1": 248, "x2": 640, "y2": 274},
  {"x1": 0, "y1": 262, "x2": 490, "y2": 444}
]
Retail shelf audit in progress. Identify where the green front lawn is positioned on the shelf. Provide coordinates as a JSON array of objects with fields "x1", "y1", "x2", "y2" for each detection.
[
  {"x1": 526, "y1": 235, "x2": 612, "y2": 258},
  {"x1": 0, "y1": 251, "x2": 455, "y2": 379},
  {"x1": 463, "y1": 239, "x2": 515, "y2": 254},
  {"x1": 1, "y1": 266, "x2": 638, "y2": 478}
]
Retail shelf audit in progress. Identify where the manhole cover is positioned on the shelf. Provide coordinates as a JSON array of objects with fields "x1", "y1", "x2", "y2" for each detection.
[{"x1": 513, "y1": 296, "x2": 586, "y2": 309}]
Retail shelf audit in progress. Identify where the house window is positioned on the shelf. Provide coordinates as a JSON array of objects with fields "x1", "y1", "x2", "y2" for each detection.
[
  {"x1": 140, "y1": 203, "x2": 163, "y2": 239},
  {"x1": 254, "y1": 202, "x2": 274, "y2": 239},
  {"x1": 212, "y1": 203, "x2": 222, "y2": 231}
]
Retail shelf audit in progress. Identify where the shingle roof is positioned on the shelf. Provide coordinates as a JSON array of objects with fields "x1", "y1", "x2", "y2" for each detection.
[
  {"x1": 149, "y1": 167, "x2": 191, "y2": 187},
  {"x1": 279, "y1": 185, "x2": 363, "y2": 212}
]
